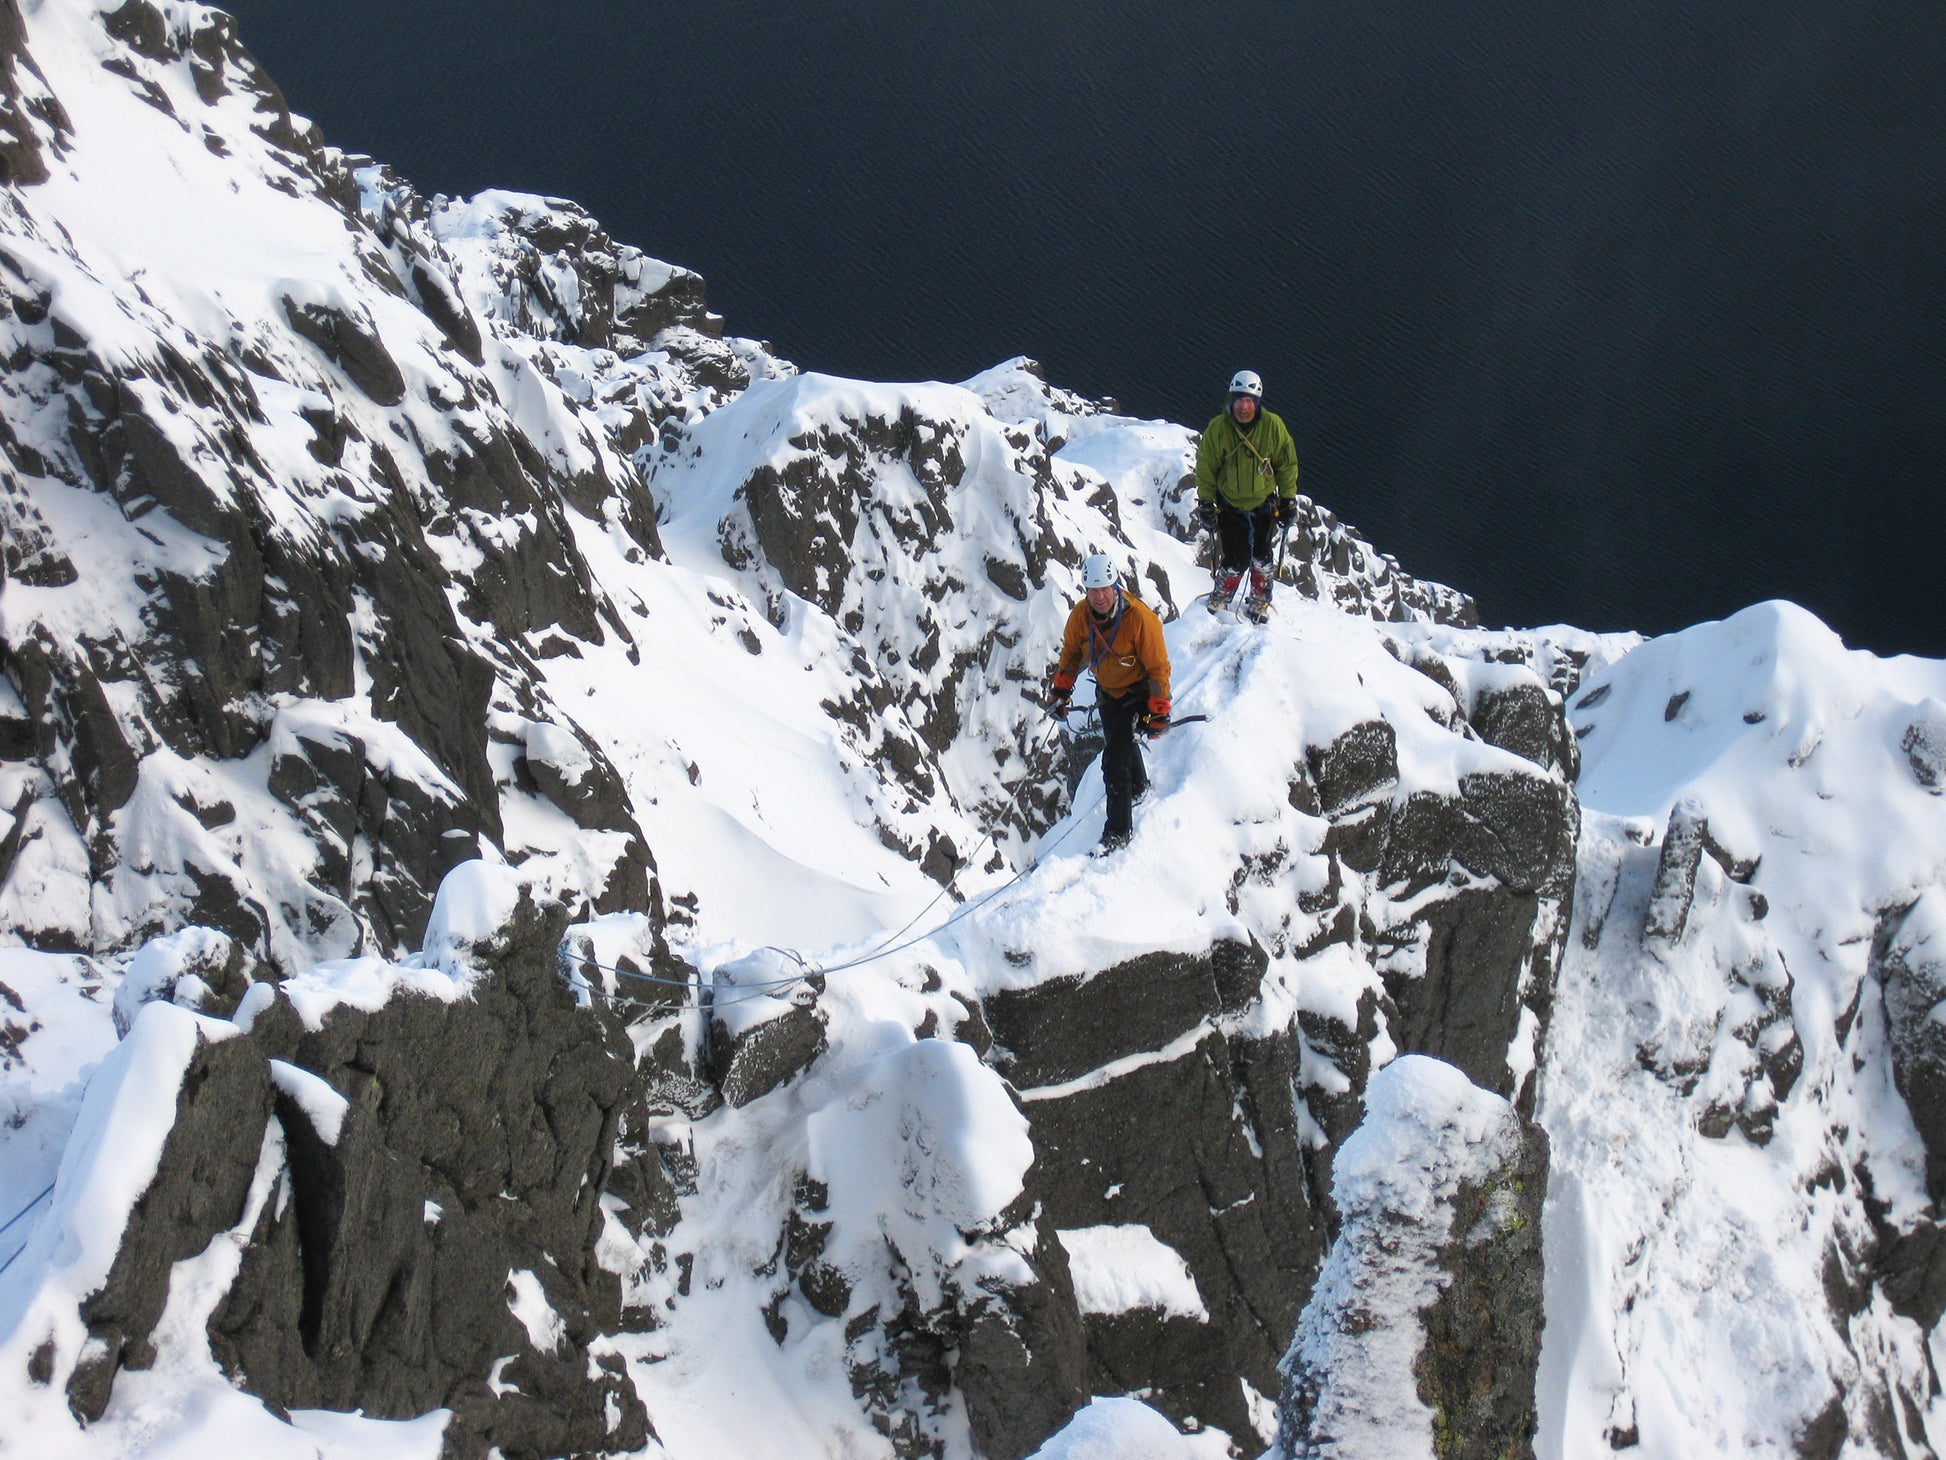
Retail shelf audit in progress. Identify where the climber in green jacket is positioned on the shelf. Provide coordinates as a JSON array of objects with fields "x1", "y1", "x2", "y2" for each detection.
[{"x1": 1194, "y1": 370, "x2": 1299, "y2": 622}]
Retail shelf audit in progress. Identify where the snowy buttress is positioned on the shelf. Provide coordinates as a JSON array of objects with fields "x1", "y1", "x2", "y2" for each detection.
[{"x1": 1278, "y1": 1055, "x2": 1538, "y2": 1460}]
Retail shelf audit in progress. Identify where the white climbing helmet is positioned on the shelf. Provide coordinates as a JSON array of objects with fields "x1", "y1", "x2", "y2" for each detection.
[
  {"x1": 1228, "y1": 369, "x2": 1264, "y2": 399},
  {"x1": 1081, "y1": 553, "x2": 1117, "y2": 590}
]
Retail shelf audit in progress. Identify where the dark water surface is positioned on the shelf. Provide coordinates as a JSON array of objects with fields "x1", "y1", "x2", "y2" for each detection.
[{"x1": 227, "y1": 1, "x2": 1946, "y2": 656}]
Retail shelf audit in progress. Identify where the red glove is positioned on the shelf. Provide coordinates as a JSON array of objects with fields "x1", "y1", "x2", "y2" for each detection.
[{"x1": 1144, "y1": 696, "x2": 1171, "y2": 738}]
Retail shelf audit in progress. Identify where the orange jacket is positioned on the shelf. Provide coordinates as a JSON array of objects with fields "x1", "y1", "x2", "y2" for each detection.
[{"x1": 1054, "y1": 591, "x2": 1170, "y2": 701}]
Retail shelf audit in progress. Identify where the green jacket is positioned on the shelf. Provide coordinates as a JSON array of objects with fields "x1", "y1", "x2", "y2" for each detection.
[{"x1": 1196, "y1": 409, "x2": 1299, "y2": 511}]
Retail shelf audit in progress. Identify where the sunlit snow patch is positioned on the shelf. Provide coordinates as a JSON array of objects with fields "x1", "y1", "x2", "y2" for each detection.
[{"x1": 1057, "y1": 1225, "x2": 1207, "y2": 1320}]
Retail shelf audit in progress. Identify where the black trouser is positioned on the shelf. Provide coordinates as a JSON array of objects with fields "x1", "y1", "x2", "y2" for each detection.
[
  {"x1": 1216, "y1": 500, "x2": 1279, "y2": 576},
  {"x1": 1098, "y1": 685, "x2": 1150, "y2": 839}
]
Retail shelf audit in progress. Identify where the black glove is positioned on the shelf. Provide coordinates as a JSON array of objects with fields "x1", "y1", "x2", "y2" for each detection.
[
  {"x1": 1273, "y1": 496, "x2": 1293, "y2": 525},
  {"x1": 1196, "y1": 500, "x2": 1218, "y2": 531}
]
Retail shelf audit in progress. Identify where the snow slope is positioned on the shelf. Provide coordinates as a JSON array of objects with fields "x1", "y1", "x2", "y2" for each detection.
[
  {"x1": 1539, "y1": 601, "x2": 1946, "y2": 1457},
  {"x1": 3, "y1": 583, "x2": 1565, "y2": 1459}
]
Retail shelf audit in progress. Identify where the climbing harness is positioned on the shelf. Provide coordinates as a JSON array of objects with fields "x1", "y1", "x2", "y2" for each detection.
[{"x1": 1085, "y1": 596, "x2": 1127, "y2": 676}]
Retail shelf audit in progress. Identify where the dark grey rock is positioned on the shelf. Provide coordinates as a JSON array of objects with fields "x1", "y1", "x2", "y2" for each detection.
[
  {"x1": 147, "y1": 538, "x2": 271, "y2": 760},
  {"x1": 708, "y1": 998, "x2": 828, "y2": 1108},
  {"x1": 1323, "y1": 759, "x2": 1574, "y2": 1107},
  {"x1": 278, "y1": 287, "x2": 406, "y2": 405},
  {"x1": 948, "y1": 991, "x2": 993, "y2": 1057},
  {"x1": 1023, "y1": 1030, "x2": 1321, "y2": 1445},
  {"x1": 1793, "y1": 1395, "x2": 1848, "y2": 1460},
  {"x1": 839, "y1": 1179, "x2": 1087, "y2": 1460},
  {"x1": 1295, "y1": 985, "x2": 1390, "y2": 1217},
  {"x1": 1453, "y1": 770, "x2": 1578, "y2": 895},
  {"x1": 1699, "y1": 826, "x2": 1761, "y2": 885},
  {"x1": 981, "y1": 946, "x2": 1229, "y2": 1090},
  {"x1": 1470, "y1": 675, "x2": 1578, "y2": 779},
  {"x1": 1383, "y1": 884, "x2": 1540, "y2": 1099},
  {"x1": 0, "y1": 0, "x2": 62, "y2": 186},
  {"x1": 421, "y1": 420, "x2": 607, "y2": 646},
  {"x1": 1874, "y1": 1216, "x2": 1946, "y2": 1330},
  {"x1": 1900, "y1": 702, "x2": 1946, "y2": 792},
  {"x1": 110, "y1": 375, "x2": 245, "y2": 543},
  {"x1": 1377, "y1": 789, "x2": 1464, "y2": 896},
  {"x1": 203, "y1": 888, "x2": 650, "y2": 1459},
  {"x1": 1307, "y1": 720, "x2": 1398, "y2": 812},
  {"x1": 615, "y1": 258, "x2": 716, "y2": 345},
  {"x1": 1258, "y1": 493, "x2": 1476, "y2": 628},
  {"x1": 985, "y1": 554, "x2": 1030, "y2": 601},
  {"x1": 1692, "y1": 956, "x2": 1800, "y2": 1147},
  {"x1": 68, "y1": 1022, "x2": 272, "y2": 1422},
  {"x1": 404, "y1": 257, "x2": 483, "y2": 365},
  {"x1": 0, "y1": 786, "x2": 35, "y2": 895},
  {"x1": 1645, "y1": 800, "x2": 1707, "y2": 946},
  {"x1": 111, "y1": 928, "x2": 266, "y2": 1034},
  {"x1": 957, "y1": 1229, "x2": 1090, "y2": 1460},
  {"x1": 256, "y1": 537, "x2": 357, "y2": 703},
  {"x1": 1416, "y1": 1119, "x2": 1549, "y2": 1460},
  {"x1": 1874, "y1": 896, "x2": 1946, "y2": 1203},
  {"x1": 8, "y1": 628, "x2": 140, "y2": 826},
  {"x1": 519, "y1": 722, "x2": 634, "y2": 833},
  {"x1": 336, "y1": 487, "x2": 503, "y2": 847},
  {"x1": 1278, "y1": 1076, "x2": 1546, "y2": 1460},
  {"x1": 604, "y1": 1115, "x2": 684, "y2": 1242}
]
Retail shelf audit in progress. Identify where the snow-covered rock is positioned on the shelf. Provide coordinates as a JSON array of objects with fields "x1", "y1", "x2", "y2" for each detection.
[
  {"x1": 1278, "y1": 1055, "x2": 1545, "y2": 1460},
  {"x1": 9, "y1": 2, "x2": 1944, "y2": 1458},
  {"x1": 4, "y1": 864, "x2": 649, "y2": 1458},
  {"x1": 1540, "y1": 601, "x2": 1946, "y2": 1456}
]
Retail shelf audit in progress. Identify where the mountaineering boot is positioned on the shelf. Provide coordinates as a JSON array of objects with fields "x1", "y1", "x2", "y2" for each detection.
[
  {"x1": 1208, "y1": 572, "x2": 1242, "y2": 615},
  {"x1": 1093, "y1": 830, "x2": 1130, "y2": 857},
  {"x1": 1245, "y1": 568, "x2": 1272, "y2": 623}
]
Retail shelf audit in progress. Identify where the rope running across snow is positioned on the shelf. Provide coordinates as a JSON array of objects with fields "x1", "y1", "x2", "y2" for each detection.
[
  {"x1": 0, "y1": 1179, "x2": 57, "y2": 1280},
  {"x1": 576, "y1": 708, "x2": 1088, "y2": 1008},
  {"x1": 574, "y1": 617, "x2": 1243, "y2": 1012},
  {"x1": 576, "y1": 712, "x2": 1067, "y2": 1008}
]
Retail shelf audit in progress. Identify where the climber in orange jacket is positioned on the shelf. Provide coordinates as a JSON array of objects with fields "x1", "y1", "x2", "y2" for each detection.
[{"x1": 1046, "y1": 553, "x2": 1172, "y2": 853}]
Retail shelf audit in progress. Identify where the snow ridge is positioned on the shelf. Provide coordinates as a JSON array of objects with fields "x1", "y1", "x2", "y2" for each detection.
[{"x1": 6, "y1": 3, "x2": 1946, "y2": 1460}]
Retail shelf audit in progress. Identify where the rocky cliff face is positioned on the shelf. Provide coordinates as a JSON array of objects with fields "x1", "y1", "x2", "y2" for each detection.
[
  {"x1": 0, "y1": 0, "x2": 703, "y2": 976},
  {"x1": 0, "y1": 0, "x2": 1468, "y2": 977},
  {"x1": 3, "y1": 604, "x2": 1582, "y2": 1460},
  {"x1": 954, "y1": 612, "x2": 1578, "y2": 1452},
  {"x1": 0, "y1": 4, "x2": 1528, "y2": 1453},
  {"x1": 4, "y1": 867, "x2": 652, "y2": 1459},
  {"x1": 7, "y1": 5, "x2": 1944, "y2": 1460},
  {"x1": 1279, "y1": 1056, "x2": 1548, "y2": 1460}
]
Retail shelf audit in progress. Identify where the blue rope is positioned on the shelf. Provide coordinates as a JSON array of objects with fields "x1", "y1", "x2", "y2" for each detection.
[
  {"x1": 0, "y1": 1180, "x2": 55, "y2": 1279},
  {"x1": 0, "y1": 1181, "x2": 53, "y2": 1239}
]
